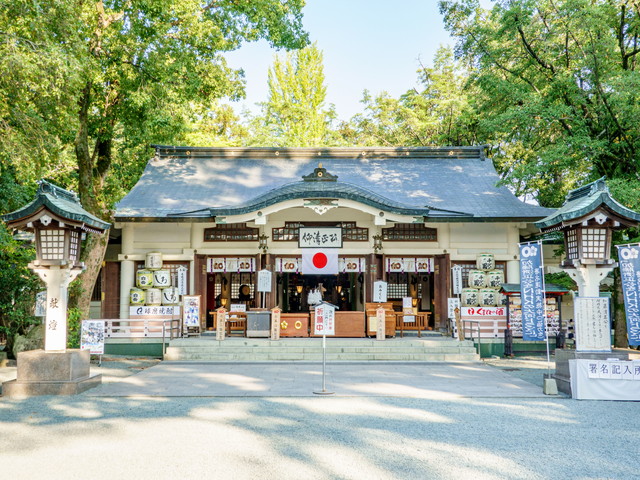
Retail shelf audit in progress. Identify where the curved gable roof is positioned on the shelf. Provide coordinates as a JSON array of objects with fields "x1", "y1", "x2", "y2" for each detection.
[
  {"x1": 3, "y1": 180, "x2": 111, "y2": 233},
  {"x1": 115, "y1": 146, "x2": 553, "y2": 222},
  {"x1": 536, "y1": 177, "x2": 640, "y2": 230}
]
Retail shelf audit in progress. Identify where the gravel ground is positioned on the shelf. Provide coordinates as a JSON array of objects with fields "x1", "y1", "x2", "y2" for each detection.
[
  {"x1": 482, "y1": 355, "x2": 556, "y2": 389},
  {"x1": 0, "y1": 356, "x2": 637, "y2": 480}
]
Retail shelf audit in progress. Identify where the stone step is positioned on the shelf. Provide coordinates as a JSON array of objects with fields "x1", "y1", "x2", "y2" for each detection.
[
  {"x1": 164, "y1": 350, "x2": 478, "y2": 360},
  {"x1": 163, "y1": 335, "x2": 479, "y2": 362}
]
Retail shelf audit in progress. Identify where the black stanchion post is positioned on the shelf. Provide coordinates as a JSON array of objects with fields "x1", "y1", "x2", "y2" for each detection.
[{"x1": 504, "y1": 328, "x2": 514, "y2": 357}]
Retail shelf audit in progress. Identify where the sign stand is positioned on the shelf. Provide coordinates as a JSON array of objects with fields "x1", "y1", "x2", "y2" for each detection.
[
  {"x1": 80, "y1": 320, "x2": 106, "y2": 366},
  {"x1": 257, "y1": 269, "x2": 272, "y2": 310},
  {"x1": 313, "y1": 302, "x2": 336, "y2": 395}
]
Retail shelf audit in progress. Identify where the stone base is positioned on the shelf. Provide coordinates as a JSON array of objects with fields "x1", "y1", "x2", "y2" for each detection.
[
  {"x1": 543, "y1": 376, "x2": 558, "y2": 395},
  {"x1": 1, "y1": 349, "x2": 102, "y2": 397},
  {"x1": 554, "y1": 349, "x2": 629, "y2": 396}
]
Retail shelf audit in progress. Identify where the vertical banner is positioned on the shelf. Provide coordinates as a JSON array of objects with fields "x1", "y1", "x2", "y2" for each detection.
[
  {"x1": 617, "y1": 245, "x2": 640, "y2": 346},
  {"x1": 519, "y1": 243, "x2": 546, "y2": 341}
]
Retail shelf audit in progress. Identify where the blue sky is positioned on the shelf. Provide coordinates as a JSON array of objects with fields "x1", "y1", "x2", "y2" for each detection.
[{"x1": 224, "y1": 0, "x2": 456, "y2": 121}]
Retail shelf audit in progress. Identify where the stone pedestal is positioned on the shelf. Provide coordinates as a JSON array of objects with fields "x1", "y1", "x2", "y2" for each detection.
[
  {"x1": 2, "y1": 349, "x2": 101, "y2": 397},
  {"x1": 554, "y1": 348, "x2": 629, "y2": 396}
]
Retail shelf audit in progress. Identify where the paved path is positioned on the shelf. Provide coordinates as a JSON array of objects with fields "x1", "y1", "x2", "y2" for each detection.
[
  {"x1": 4, "y1": 357, "x2": 640, "y2": 479},
  {"x1": 85, "y1": 361, "x2": 549, "y2": 398}
]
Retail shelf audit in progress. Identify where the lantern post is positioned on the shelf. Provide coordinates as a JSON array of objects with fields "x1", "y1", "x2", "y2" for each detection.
[
  {"x1": 1, "y1": 181, "x2": 110, "y2": 396},
  {"x1": 535, "y1": 178, "x2": 640, "y2": 395}
]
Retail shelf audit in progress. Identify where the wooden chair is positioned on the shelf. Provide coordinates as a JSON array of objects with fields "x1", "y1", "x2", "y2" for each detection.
[
  {"x1": 395, "y1": 312, "x2": 431, "y2": 337},
  {"x1": 226, "y1": 312, "x2": 247, "y2": 336}
]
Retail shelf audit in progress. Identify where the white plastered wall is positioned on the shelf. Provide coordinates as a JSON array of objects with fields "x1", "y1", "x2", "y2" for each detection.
[{"x1": 116, "y1": 205, "x2": 540, "y2": 317}]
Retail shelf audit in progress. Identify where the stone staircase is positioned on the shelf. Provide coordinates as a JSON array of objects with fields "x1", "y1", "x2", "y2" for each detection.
[{"x1": 164, "y1": 334, "x2": 479, "y2": 362}]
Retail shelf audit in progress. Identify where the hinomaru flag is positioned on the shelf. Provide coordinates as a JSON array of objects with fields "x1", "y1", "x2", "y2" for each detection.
[{"x1": 301, "y1": 249, "x2": 339, "y2": 275}]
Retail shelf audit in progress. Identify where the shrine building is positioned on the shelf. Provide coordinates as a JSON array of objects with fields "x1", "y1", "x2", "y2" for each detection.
[{"x1": 100, "y1": 145, "x2": 557, "y2": 353}]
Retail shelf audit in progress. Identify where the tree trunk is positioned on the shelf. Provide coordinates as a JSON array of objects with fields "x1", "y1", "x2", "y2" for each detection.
[
  {"x1": 75, "y1": 232, "x2": 109, "y2": 317},
  {"x1": 69, "y1": 81, "x2": 112, "y2": 321},
  {"x1": 613, "y1": 268, "x2": 628, "y2": 348}
]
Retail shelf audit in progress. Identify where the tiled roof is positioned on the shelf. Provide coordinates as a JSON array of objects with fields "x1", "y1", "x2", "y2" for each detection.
[
  {"x1": 114, "y1": 146, "x2": 554, "y2": 221},
  {"x1": 535, "y1": 177, "x2": 640, "y2": 230},
  {"x1": 2, "y1": 180, "x2": 111, "y2": 232}
]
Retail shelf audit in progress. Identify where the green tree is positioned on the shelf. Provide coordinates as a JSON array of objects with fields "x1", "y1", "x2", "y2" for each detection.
[
  {"x1": 343, "y1": 46, "x2": 478, "y2": 147},
  {"x1": 1, "y1": 0, "x2": 309, "y2": 322},
  {"x1": 184, "y1": 102, "x2": 249, "y2": 147},
  {"x1": 0, "y1": 0, "x2": 83, "y2": 185},
  {"x1": 440, "y1": 0, "x2": 640, "y2": 206},
  {"x1": 247, "y1": 42, "x2": 338, "y2": 146},
  {"x1": 440, "y1": 0, "x2": 640, "y2": 346}
]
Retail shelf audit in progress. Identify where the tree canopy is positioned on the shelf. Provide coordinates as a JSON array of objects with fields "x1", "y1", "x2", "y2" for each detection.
[
  {"x1": 440, "y1": 0, "x2": 640, "y2": 207},
  {"x1": 1, "y1": 0, "x2": 310, "y2": 321},
  {"x1": 247, "y1": 42, "x2": 338, "y2": 146}
]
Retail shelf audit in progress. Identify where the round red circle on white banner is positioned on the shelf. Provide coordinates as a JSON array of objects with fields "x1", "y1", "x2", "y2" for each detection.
[{"x1": 312, "y1": 252, "x2": 328, "y2": 269}]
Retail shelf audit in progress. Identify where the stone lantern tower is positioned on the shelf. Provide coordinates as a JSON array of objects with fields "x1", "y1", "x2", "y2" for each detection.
[
  {"x1": 1, "y1": 180, "x2": 110, "y2": 396},
  {"x1": 535, "y1": 178, "x2": 640, "y2": 296},
  {"x1": 535, "y1": 178, "x2": 640, "y2": 394}
]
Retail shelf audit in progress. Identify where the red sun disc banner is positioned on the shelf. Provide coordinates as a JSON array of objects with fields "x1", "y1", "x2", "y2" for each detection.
[{"x1": 312, "y1": 252, "x2": 328, "y2": 269}]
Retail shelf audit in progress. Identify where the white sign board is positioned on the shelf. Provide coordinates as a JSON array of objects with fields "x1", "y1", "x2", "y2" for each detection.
[
  {"x1": 452, "y1": 265, "x2": 463, "y2": 295},
  {"x1": 373, "y1": 280, "x2": 388, "y2": 303},
  {"x1": 299, "y1": 227, "x2": 342, "y2": 248},
  {"x1": 575, "y1": 297, "x2": 611, "y2": 352},
  {"x1": 230, "y1": 303, "x2": 246, "y2": 312},
  {"x1": 35, "y1": 291, "x2": 47, "y2": 317},
  {"x1": 80, "y1": 320, "x2": 105, "y2": 355},
  {"x1": 130, "y1": 306, "x2": 180, "y2": 317},
  {"x1": 448, "y1": 298, "x2": 461, "y2": 319},
  {"x1": 402, "y1": 296, "x2": 413, "y2": 311},
  {"x1": 461, "y1": 306, "x2": 507, "y2": 317},
  {"x1": 257, "y1": 269, "x2": 272, "y2": 292},
  {"x1": 176, "y1": 266, "x2": 188, "y2": 295},
  {"x1": 314, "y1": 303, "x2": 336, "y2": 336}
]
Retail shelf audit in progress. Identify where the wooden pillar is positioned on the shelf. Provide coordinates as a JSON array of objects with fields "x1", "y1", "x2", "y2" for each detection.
[
  {"x1": 433, "y1": 253, "x2": 451, "y2": 330},
  {"x1": 263, "y1": 253, "x2": 277, "y2": 309},
  {"x1": 366, "y1": 254, "x2": 382, "y2": 303},
  {"x1": 194, "y1": 254, "x2": 207, "y2": 331}
]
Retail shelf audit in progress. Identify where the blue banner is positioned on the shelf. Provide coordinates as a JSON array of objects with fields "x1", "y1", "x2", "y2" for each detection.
[
  {"x1": 520, "y1": 243, "x2": 546, "y2": 341},
  {"x1": 617, "y1": 245, "x2": 640, "y2": 346}
]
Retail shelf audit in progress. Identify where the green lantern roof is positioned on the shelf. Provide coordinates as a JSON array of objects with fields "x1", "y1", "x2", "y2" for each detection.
[
  {"x1": 2, "y1": 180, "x2": 110, "y2": 234},
  {"x1": 535, "y1": 177, "x2": 640, "y2": 231}
]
